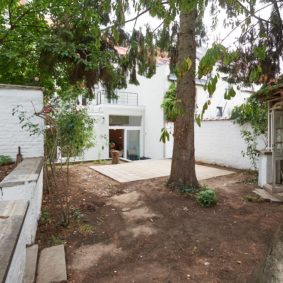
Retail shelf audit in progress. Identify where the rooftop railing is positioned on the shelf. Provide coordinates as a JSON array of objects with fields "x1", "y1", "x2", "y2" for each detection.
[{"x1": 96, "y1": 90, "x2": 138, "y2": 106}]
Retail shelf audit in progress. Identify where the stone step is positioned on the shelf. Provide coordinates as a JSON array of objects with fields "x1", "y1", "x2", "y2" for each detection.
[
  {"x1": 36, "y1": 245, "x2": 67, "y2": 283},
  {"x1": 253, "y1": 188, "x2": 283, "y2": 203},
  {"x1": 24, "y1": 244, "x2": 39, "y2": 283}
]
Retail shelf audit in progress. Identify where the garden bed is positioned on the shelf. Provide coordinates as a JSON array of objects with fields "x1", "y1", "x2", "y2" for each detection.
[
  {"x1": 0, "y1": 163, "x2": 16, "y2": 182},
  {"x1": 36, "y1": 163, "x2": 283, "y2": 283}
]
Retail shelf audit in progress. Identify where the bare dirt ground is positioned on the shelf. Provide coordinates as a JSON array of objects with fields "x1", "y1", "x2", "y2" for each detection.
[
  {"x1": 0, "y1": 163, "x2": 16, "y2": 182},
  {"x1": 36, "y1": 163, "x2": 283, "y2": 283}
]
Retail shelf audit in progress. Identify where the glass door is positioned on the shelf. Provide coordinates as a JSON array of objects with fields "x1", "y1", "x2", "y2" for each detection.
[{"x1": 127, "y1": 130, "x2": 140, "y2": 160}]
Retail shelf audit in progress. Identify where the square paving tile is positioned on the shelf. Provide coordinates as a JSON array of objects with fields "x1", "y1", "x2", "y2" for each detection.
[{"x1": 90, "y1": 159, "x2": 234, "y2": 183}]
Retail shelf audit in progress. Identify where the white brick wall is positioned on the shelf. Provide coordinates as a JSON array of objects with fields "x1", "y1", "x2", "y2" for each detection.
[
  {"x1": 0, "y1": 85, "x2": 44, "y2": 160},
  {"x1": 165, "y1": 120, "x2": 267, "y2": 170}
]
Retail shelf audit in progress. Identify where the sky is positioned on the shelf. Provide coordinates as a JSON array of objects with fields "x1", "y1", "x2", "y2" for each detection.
[{"x1": 123, "y1": 2, "x2": 274, "y2": 50}]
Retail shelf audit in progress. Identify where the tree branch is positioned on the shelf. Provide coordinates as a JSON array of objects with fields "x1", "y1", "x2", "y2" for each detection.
[
  {"x1": 102, "y1": 1, "x2": 169, "y2": 31},
  {"x1": 221, "y1": 2, "x2": 277, "y2": 43}
]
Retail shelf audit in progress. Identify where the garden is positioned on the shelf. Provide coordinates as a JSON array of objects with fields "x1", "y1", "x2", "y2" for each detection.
[{"x1": 36, "y1": 162, "x2": 283, "y2": 283}]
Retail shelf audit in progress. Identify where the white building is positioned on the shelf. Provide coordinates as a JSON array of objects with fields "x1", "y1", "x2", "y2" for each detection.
[{"x1": 78, "y1": 50, "x2": 259, "y2": 169}]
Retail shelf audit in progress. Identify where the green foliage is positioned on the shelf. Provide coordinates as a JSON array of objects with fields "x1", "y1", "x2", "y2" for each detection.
[
  {"x1": 161, "y1": 84, "x2": 183, "y2": 122},
  {"x1": 231, "y1": 97, "x2": 268, "y2": 170},
  {"x1": 0, "y1": 155, "x2": 13, "y2": 165},
  {"x1": 231, "y1": 97, "x2": 268, "y2": 135},
  {"x1": 179, "y1": 184, "x2": 199, "y2": 195},
  {"x1": 0, "y1": 0, "x2": 159, "y2": 99},
  {"x1": 71, "y1": 207, "x2": 82, "y2": 220},
  {"x1": 57, "y1": 105, "x2": 94, "y2": 159},
  {"x1": 224, "y1": 86, "x2": 236, "y2": 100},
  {"x1": 198, "y1": 43, "x2": 226, "y2": 79},
  {"x1": 196, "y1": 188, "x2": 217, "y2": 207},
  {"x1": 50, "y1": 234, "x2": 64, "y2": 246},
  {"x1": 176, "y1": 57, "x2": 192, "y2": 78},
  {"x1": 40, "y1": 208, "x2": 52, "y2": 224},
  {"x1": 160, "y1": 127, "x2": 170, "y2": 143},
  {"x1": 78, "y1": 223, "x2": 94, "y2": 235}
]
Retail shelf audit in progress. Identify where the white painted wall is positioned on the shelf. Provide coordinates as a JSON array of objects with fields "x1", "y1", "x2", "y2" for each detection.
[
  {"x1": 258, "y1": 151, "x2": 272, "y2": 187},
  {"x1": 166, "y1": 120, "x2": 266, "y2": 169},
  {"x1": 4, "y1": 201, "x2": 28, "y2": 283},
  {"x1": 0, "y1": 158, "x2": 43, "y2": 283},
  {"x1": 0, "y1": 85, "x2": 44, "y2": 160},
  {"x1": 0, "y1": 159, "x2": 44, "y2": 245},
  {"x1": 196, "y1": 80, "x2": 252, "y2": 120},
  {"x1": 83, "y1": 62, "x2": 257, "y2": 166},
  {"x1": 123, "y1": 64, "x2": 170, "y2": 159}
]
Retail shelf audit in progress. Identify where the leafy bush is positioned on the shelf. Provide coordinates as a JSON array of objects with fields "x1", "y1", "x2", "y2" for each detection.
[
  {"x1": 0, "y1": 155, "x2": 13, "y2": 165},
  {"x1": 196, "y1": 188, "x2": 217, "y2": 207}
]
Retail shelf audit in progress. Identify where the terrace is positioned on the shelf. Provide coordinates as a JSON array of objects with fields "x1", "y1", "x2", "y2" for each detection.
[{"x1": 95, "y1": 90, "x2": 139, "y2": 106}]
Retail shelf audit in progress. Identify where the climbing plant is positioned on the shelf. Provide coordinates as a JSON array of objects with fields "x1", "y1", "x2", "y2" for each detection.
[{"x1": 231, "y1": 97, "x2": 268, "y2": 170}]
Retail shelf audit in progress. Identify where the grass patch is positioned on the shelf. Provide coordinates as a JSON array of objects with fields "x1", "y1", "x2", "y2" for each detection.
[
  {"x1": 242, "y1": 193, "x2": 265, "y2": 203},
  {"x1": 0, "y1": 155, "x2": 13, "y2": 166},
  {"x1": 50, "y1": 234, "x2": 64, "y2": 246},
  {"x1": 40, "y1": 208, "x2": 52, "y2": 224},
  {"x1": 78, "y1": 223, "x2": 94, "y2": 235}
]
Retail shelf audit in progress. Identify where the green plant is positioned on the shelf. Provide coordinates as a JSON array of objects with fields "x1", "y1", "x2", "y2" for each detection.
[
  {"x1": 161, "y1": 83, "x2": 183, "y2": 122},
  {"x1": 179, "y1": 184, "x2": 199, "y2": 195},
  {"x1": 231, "y1": 97, "x2": 268, "y2": 171},
  {"x1": 40, "y1": 208, "x2": 51, "y2": 224},
  {"x1": 78, "y1": 223, "x2": 94, "y2": 235},
  {"x1": 50, "y1": 234, "x2": 64, "y2": 246},
  {"x1": 242, "y1": 194, "x2": 265, "y2": 203},
  {"x1": 196, "y1": 188, "x2": 217, "y2": 207},
  {"x1": 71, "y1": 208, "x2": 82, "y2": 220},
  {"x1": 0, "y1": 155, "x2": 13, "y2": 166}
]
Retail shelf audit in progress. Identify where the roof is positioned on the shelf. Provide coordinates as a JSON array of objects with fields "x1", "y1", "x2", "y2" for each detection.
[
  {"x1": 254, "y1": 83, "x2": 283, "y2": 101},
  {"x1": 114, "y1": 46, "x2": 170, "y2": 65},
  {"x1": 114, "y1": 46, "x2": 207, "y2": 66}
]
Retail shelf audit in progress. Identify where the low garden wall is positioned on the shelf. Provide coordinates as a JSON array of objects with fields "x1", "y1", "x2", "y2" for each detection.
[
  {"x1": 0, "y1": 157, "x2": 44, "y2": 283},
  {"x1": 0, "y1": 85, "x2": 44, "y2": 161},
  {"x1": 165, "y1": 120, "x2": 266, "y2": 169}
]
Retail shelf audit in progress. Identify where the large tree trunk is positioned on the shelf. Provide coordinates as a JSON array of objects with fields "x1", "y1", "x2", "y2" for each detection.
[{"x1": 168, "y1": 10, "x2": 199, "y2": 188}]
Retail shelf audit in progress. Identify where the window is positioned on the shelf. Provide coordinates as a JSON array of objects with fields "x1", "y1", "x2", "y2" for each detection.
[
  {"x1": 109, "y1": 115, "x2": 142, "y2": 126},
  {"x1": 216, "y1": 106, "x2": 223, "y2": 117}
]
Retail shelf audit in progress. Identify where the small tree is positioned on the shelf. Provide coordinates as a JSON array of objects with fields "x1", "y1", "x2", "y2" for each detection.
[{"x1": 14, "y1": 99, "x2": 95, "y2": 226}]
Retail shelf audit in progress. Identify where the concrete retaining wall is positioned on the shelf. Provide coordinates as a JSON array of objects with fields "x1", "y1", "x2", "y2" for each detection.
[{"x1": 0, "y1": 157, "x2": 44, "y2": 283}]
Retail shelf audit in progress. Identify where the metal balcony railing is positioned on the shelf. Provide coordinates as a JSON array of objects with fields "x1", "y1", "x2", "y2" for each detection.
[{"x1": 95, "y1": 90, "x2": 138, "y2": 106}]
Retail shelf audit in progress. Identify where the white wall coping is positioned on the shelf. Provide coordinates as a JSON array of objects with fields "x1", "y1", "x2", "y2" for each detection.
[
  {"x1": 0, "y1": 200, "x2": 29, "y2": 283},
  {"x1": 0, "y1": 157, "x2": 44, "y2": 188},
  {"x1": 0, "y1": 84, "x2": 42, "y2": 91}
]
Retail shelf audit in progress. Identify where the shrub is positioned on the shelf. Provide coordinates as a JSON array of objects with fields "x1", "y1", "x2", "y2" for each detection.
[
  {"x1": 0, "y1": 155, "x2": 13, "y2": 166},
  {"x1": 196, "y1": 188, "x2": 217, "y2": 207}
]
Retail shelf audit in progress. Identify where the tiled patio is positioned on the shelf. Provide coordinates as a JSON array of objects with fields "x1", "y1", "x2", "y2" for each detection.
[{"x1": 90, "y1": 159, "x2": 234, "y2": 183}]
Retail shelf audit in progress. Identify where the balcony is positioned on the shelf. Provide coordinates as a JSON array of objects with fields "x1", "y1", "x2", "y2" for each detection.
[{"x1": 95, "y1": 90, "x2": 138, "y2": 106}]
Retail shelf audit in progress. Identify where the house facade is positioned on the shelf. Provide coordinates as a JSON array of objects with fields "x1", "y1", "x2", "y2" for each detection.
[{"x1": 78, "y1": 54, "x2": 256, "y2": 167}]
